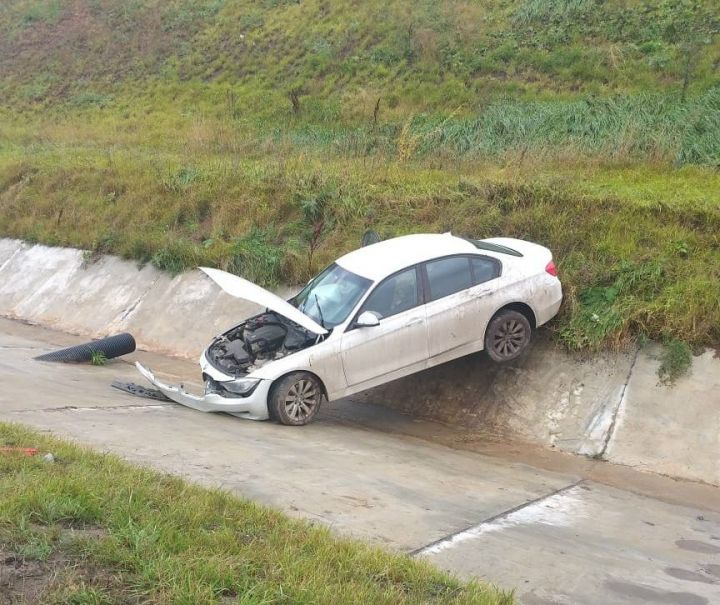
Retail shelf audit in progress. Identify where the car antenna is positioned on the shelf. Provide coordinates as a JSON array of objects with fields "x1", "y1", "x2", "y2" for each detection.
[{"x1": 314, "y1": 294, "x2": 326, "y2": 329}]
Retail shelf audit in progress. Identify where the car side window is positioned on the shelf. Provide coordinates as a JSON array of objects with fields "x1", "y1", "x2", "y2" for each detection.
[
  {"x1": 361, "y1": 267, "x2": 419, "y2": 320},
  {"x1": 471, "y1": 256, "x2": 500, "y2": 285},
  {"x1": 425, "y1": 256, "x2": 473, "y2": 301}
]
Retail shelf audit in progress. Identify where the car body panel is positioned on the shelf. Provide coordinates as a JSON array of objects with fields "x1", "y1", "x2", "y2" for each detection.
[
  {"x1": 199, "y1": 267, "x2": 327, "y2": 335},
  {"x1": 340, "y1": 305, "x2": 429, "y2": 387},
  {"x1": 246, "y1": 336, "x2": 347, "y2": 396},
  {"x1": 335, "y1": 233, "x2": 477, "y2": 281},
  {"x1": 425, "y1": 280, "x2": 500, "y2": 359},
  {"x1": 137, "y1": 235, "x2": 563, "y2": 421}
]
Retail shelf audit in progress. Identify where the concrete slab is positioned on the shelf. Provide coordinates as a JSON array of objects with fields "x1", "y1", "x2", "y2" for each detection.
[
  {"x1": 0, "y1": 238, "x2": 23, "y2": 269},
  {"x1": 0, "y1": 318, "x2": 574, "y2": 552},
  {"x1": 0, "y1": 242, "x2": 83, "y2": 323},
  {"x1": 421, "y1": 482, "x2": 720, "y2": 605},
  {"x1": 120, "y1": 270, "x2": 271, "y2": 358},
  {"x1": 0, "y1": 238, "x2": 295, "y2": 359},
  {"x1": 326, "y1": 398, "x2": 720, "y2": 513},
  {"x1": 0, "y1": 324, "x2": 190, "y2": 413},
  {"x1": 606, "y1": 346, "x2": 720, "y2": 486},
  {"x1": 48, "y1": 254, "x2": 161, "y2": 338},
  {"x1": 355, "y1": 337, "x2": 637, "y2": 457}
]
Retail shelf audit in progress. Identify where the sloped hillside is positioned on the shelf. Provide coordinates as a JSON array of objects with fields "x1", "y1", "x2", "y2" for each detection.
[
  {"x1": 1, "y1": 0, "x2": 719, "y2": 107},
  {"x1": 0, "y1": 0, "x2": 718, "y2": 355}
]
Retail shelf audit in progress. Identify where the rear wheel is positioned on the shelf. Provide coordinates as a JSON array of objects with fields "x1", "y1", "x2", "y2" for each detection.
[
  {"x1": 268, "y1": 372, "x2": 323, "y2": 426},
  {"x1": 485, "y1": 310, "x2": 532, "y2": 362}
]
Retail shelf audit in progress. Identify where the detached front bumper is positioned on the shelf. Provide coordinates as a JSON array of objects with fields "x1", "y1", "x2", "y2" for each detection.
[{"x1": 135, "y1": 362, "x2": 271, "y2": 420}]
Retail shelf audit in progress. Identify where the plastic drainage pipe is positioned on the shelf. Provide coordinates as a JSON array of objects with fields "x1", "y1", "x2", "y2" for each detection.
[{"x1": 35, "y1": 333, "x2": 136, "y2": 363}]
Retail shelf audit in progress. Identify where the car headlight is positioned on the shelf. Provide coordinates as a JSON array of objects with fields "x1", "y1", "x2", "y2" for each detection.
[{"x1": 221, "y1": 377, "x2": 261, "y2": 396}]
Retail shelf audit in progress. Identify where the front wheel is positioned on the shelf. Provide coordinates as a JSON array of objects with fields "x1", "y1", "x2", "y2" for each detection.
[
  {"x1": 268, "y1": 372, "x2": 323, "y2": 426},
  {"x1": 484, "y1": 310, "x2": 532, "y2": 363}
]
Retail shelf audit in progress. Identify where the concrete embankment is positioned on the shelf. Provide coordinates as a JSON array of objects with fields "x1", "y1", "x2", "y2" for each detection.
[
  {"x1": 354, "y1": 340, "x2": 720, "y2": 485},
  {"x1": 0, "y1": 237, "x2": 717, "y2": 485},
  {"x1": 0, "y1": 238, "x2": 289, "y2": 358}
]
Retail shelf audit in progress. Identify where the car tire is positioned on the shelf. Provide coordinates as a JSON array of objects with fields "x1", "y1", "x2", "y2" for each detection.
[
  {"x1": 268, "y1": 372, "x2": 323, "y2": 426},
  {"x1": 484, "y1": 310, "x2": 532, "y2": 363}
]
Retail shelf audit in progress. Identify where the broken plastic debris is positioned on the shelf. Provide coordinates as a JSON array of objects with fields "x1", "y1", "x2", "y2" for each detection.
[{"x1": 0, "y1": 447, "x2": 39, "y2": 456}]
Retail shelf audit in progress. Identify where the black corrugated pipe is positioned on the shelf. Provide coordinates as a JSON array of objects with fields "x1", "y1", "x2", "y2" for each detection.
[{"x1": 35, "y1": 333, "x2": 136, "y2": 363}]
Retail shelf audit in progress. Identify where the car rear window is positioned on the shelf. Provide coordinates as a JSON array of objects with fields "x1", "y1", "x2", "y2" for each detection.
[
  {"x1": 425, "y1": 256, "x2": 473, "y2": 301},
  {"x1": 471, "y1": 256, "x2": 500, "y2": 284}
]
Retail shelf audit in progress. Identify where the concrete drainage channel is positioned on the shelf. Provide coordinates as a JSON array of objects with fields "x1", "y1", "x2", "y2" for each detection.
[
  {"x1": 1, "y1": 238, "x2": 719, "y2": 604},
  {"x1": 2, "y1": 237, "x2": 716, "y2": 485}
]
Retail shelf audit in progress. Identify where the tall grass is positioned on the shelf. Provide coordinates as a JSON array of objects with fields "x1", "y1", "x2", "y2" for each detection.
[
  {"x1": 262, "y1": 88, "x2": 720, "y2": 165},
  {"x1": 416, "y1": 90, "x2": 720, "y2": 164},
  {"x1": 514, "y1": 0, "x2": 595, "y2": 24},
  {"x1": 1, "y1": 140, "x2": 719, "y2": 352}
]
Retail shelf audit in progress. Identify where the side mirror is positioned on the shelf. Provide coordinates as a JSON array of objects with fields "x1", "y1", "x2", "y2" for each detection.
[{"x1": 355, "y1": 311, "x2": 380, "y2": 328}]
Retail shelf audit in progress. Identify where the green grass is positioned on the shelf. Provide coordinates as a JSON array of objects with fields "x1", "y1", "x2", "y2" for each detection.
[
  {"x1": 0, "y1": 0, "x2": 718, "y2": 359},
  {"x1": 1, "y1": 141, "x2": 718, "y2": 351},
  {"x1": 657, "y1": 338, "x2": 693, "y2": 384},
  {"x1": 89, "y1": 351, "x2": 108, "y2": 366},
  {"x1": 0, "y1": 423, "x2": 512, "y2": 605},
  {"x1": 1, "y1": 0, "x2": 718, "y2": 107}
]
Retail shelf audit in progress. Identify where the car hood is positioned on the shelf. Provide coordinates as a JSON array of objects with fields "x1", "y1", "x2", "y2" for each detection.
[{"x1": 199, "y1": 267, "x2": 328, "y2": 335}]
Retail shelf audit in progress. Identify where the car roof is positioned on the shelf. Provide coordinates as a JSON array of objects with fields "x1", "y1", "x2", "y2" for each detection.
[{"x1": 335, "y1": 233, "x2": 481, "y2": 282}]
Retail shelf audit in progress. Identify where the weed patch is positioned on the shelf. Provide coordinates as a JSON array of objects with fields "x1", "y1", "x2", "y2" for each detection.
[
  {"x1": 657, "y1": 339, "x2": 693, "y2": 384},
  {"x1": 89, "y1": 351, "x2": 107, "y2": 366},
  {"x1": 151, "y1": 240, "x2": 199, "y2": 275},
  {"x1": 559, "y1": 260, "x2": 666, "y2": 350},
  {"x1": 226, "y1": 226, "x2": 284, "y2": 286}
]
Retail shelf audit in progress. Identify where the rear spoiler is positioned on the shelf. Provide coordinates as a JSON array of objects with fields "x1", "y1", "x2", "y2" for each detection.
[{"x1": 464, "y1": 238, "x2": 523, "y2": 257}]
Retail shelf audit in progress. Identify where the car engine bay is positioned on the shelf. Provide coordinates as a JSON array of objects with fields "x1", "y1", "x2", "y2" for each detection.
[{"x1": 206, "y1": 312, "x2": 320, "y2": 376}]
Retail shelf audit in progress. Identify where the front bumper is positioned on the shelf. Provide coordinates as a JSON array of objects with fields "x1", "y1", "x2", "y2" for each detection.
[{"x1": 135, "y1": 362, "x2": 271, "y2": 420}]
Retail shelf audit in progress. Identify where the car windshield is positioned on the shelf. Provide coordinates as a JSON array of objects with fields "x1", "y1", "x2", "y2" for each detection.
[{"x1": 293, "y1": 263, "x2": 372, "y2": 328}]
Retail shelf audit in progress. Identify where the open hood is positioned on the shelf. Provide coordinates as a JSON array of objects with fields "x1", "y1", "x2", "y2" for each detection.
[{"x1": 199, "y1": 267, "x2": 328, "y2": 335}]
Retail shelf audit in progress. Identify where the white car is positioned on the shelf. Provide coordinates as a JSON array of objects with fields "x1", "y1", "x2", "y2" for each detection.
[{"x1": 137, "y1": 233, "x2": 562, "y2": 425}]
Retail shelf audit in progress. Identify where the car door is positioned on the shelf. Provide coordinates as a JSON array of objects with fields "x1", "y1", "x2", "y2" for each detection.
[
  {"x1": 423, "y1": 255, "x2": 501, "y2": 359},
  {"x1": 340, "y1": 266, "x2": 428, "y2": 387}
]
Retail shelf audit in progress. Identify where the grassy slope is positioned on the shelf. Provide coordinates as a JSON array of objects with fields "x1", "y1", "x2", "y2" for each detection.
[
  {"x1": 0, "y1": 0, "x2": 719, "y2": 351},
  {"x1": 0, "y1": 423, "x2": 512, "y2": 604}
]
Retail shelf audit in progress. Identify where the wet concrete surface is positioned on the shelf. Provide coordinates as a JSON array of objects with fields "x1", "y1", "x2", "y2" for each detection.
[
  {"x1": 1, "y1": 317, "x2": 719, "y2": 604},
  {"x1": 419, "y1": 482, "x2": 720, "y2": 604}
]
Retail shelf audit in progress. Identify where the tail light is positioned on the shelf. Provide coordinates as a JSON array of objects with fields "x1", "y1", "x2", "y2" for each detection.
[{"x1": 545, "y1": 260, "x2": 558, "y2": 277}]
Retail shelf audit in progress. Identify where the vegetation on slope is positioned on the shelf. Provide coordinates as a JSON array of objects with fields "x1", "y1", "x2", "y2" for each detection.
[
  {"x1": 0, "y1": 423, "x2": 512, "y2": 604},
  {"x1": 2, "y1": 0, "x2": 719, "y2": 107},
  {"x1": 0, "y1": 0, "x2": 718, "y2": 354}
]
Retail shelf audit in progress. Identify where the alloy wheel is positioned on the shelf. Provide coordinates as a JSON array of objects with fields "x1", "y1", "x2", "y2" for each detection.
[
  {"x1": 283, "y1": 379, "x2": 320, "y2": 422},
  {"x1": 492, "y1": 318, "x2": 527, "y2": 359}
]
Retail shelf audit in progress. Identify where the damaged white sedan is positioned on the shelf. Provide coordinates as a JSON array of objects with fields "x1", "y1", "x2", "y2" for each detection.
[{"x1": 137, "y1": 233, "x2": 562, "y2": 425}]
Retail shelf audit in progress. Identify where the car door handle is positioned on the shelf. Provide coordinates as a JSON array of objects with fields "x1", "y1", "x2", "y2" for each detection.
[{"x1": 406, "y1": 318, "x2": 423, "y2": 327}]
